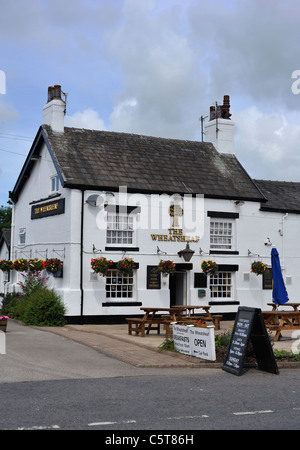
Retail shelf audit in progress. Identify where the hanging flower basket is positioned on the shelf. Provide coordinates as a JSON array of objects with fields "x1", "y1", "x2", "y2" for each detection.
[
  {"x1": 201, "y1": 260, "x2": 218, "y2": 276},
  {"x1": 44, "y1": 258, "x2": 63, "y2": 275},
  {"x1": 0, "y1": 260, "x2": 13, "y2": 272},
  {"x1": 28, "y1": 258, "x2": 45, "y2": 272},
  {"x1": 158, "y1": 260, "x2": 176, "y2": 276},
  {"x1": 116, "y1": 258, "x2": 135, "y2": 275},
  {"x1": 0, "y1": 316, "x2": 9, "y2": 332},
  {"x1": 91, "y1": 257, "x2": 113, "y2": 276},
  {"x1": 251, "y1": 261, "x2": 268, "y2": 275},
  {"x1": 13, "y1": 259, "x2": 29, "y2": 272}
]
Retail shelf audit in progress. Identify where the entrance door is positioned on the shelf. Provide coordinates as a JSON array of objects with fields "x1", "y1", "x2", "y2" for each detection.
[{"x1": 169, "y1": 271, "x2": 187, "y2": 306}]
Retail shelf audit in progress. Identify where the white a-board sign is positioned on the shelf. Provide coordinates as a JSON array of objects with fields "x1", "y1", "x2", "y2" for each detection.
[
  {"x1": 172, "y1": 323, "x2": 216, "y2": 361},
  {"x1": 172, "y1": 323, "x2": 192, "y2": 355},
  {"x1": 189, "y1": 326, "x2": 216, "y2": 361}
]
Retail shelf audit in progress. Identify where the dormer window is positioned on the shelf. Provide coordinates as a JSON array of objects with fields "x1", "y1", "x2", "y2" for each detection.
[{"x1": 51, "y1": 175, "x2": 60, "y2": 192}]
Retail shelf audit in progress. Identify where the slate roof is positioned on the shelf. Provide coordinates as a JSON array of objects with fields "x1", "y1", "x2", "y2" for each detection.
[
  {"x1": 46, "y1": 125, "x2": 266, "y2": 199},
  {"x1": 0, "y1": 228, "x2": 11, "y2": 252},
  {"x1": 254, "y1": 179, "x2": 300, "y2": 214},
  {"x1": 10, "y1": 125, "x2": 266, "y2": 202}
]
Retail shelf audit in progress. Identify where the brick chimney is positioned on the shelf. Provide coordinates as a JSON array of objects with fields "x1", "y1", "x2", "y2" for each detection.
[
  {"x1": 205, "y1": 95, "x2": 235, "y2": 155},
  {"x1": 43, "y1": 85, "x2": 66, "y2": 133}
]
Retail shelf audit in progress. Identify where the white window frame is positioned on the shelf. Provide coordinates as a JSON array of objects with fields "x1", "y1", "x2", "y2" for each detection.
[
  {"x1": 210, "y1": 219, "x2": 234, "y2": 250},
  {"x1": 18, "y1": 228, "x2": 26, "y2": 245},
  {"x1": 210, "y1": 271, "x2": 233, "y2": 300},
  {"x1": 50, "y1": 175, "x2": 60, "y2": 193},
  {"x1": 106, "y1": 213, "x2": 135, "y2": 246},
  {"x1": 105, "y1": 269, "x2": 134, "y2": 300}
]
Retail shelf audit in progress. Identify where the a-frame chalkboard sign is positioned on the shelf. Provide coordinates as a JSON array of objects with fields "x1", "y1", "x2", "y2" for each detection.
[{"x1": 222, "y1": 307, "x2": 279, "y2": 376}]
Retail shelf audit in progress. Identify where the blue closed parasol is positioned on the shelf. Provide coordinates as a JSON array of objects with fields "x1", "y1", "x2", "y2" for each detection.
[{"x1": 271, "y1": 247, "x2": 289, "y2": 305}]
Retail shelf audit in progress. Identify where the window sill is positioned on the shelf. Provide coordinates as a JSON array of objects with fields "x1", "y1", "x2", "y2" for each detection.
[
  {"x1": 210, "y1": 250, "x2": 239, "y2": 255},
  {"x1": 105, "y1": 246, "x2": 140, "y2": 252},
  {"x1": 209, "y1": 301, "x2": 240, "y2": 306},
  {"x1": 102, "y1": 302, "x2": 142, "y2": 307}
]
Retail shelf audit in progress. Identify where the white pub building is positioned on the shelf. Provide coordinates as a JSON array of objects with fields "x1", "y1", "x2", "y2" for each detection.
[{"x1": 5, "y1": 86, "x2": 300, "y2": 323}]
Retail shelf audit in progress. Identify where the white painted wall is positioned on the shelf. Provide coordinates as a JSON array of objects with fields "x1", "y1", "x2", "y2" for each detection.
[
  {"x1": 79, "y1": 190, "x2": 300, "y2": 317},
  {"x1": 8, "y1": 144, "x2": 300, "y2": 320},
  {"x1": 9, "y1": 143, "x2": 82, "y2": 316}
]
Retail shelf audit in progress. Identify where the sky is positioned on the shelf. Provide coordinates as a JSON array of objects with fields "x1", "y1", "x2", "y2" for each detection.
[{"x1": 1, "y1": 0, "x2": 300, "y2": 207}]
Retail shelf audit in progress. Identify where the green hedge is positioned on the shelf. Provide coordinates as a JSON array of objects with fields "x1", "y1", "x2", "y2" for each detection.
[{"x1": 1, "y1": 288, "x2": 66, "y2": 326}]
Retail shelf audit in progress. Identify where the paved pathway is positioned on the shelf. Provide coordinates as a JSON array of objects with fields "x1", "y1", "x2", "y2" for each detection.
[
  {"x1": 43, "y1": 325, "x2": 210, "y2": 368},
  {"x1": 39, "y1": 321, "x2": 300, "y2": 369}
]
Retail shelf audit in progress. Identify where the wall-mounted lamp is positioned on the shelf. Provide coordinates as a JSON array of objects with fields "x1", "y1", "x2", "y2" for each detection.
[
  {"x1": 92, "y1": 244, "x2": 102, "y2": 253},
  {"x1": 178, "y1": 243, "x2": 195, "y2": 262},
  {"x1": 248, "y1": 249, "x2": 260, "y2": 257},
  {"x1": 199, "y1": 248, "x2": 209, "y2": 256},
  {"x1": 157, "y1": 246, "x2": 167, "y2": 255},
  {"x1": 264, "y1": 238, "x2": 272, "y2": 246}
]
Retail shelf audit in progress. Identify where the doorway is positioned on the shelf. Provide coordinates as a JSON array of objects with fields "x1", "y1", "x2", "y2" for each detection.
[{"x1": 169, "y1": 271, "x2": 187, "y2": 306}]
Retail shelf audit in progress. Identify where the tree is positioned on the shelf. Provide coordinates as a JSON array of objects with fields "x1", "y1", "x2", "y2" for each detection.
[{"x1": 0, "y1": 206, "x2": 12, "y2": 231}]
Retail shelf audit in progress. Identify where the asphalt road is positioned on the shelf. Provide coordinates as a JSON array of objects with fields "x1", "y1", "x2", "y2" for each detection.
[{"x1": 1, "y1": 321, "x2": 300, "y2": 431}]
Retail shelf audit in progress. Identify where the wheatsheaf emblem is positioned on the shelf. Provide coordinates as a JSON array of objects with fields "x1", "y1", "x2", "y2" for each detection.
[{"x1": 169, "y1": 204, "x2": 183, "y2": 227}]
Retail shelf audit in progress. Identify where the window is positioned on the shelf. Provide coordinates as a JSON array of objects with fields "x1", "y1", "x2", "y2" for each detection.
[
  {"x1": 210, "y1": 272, "x2": 232, "y2": 298},
  {"x1": 194, "y1": 273, "x2": 207, "y2": 288},
  {"x1": 106, "y1": 214, "x2": 134, "y2": 245},
  {"x1": 51, "y1": 175, "x2": 60, "y2": 192},
  {"x1": 19, "y1": 228, "x2": 26, "y2": 245},
  {"x1": 105, "y1": 269, "x2": 134, "y2": 298},
  {"x1": 210, "y1": 220, "x2": 233, "y2": 250}
]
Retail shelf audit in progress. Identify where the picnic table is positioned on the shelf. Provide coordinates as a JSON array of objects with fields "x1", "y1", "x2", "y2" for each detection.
[
  {"x1": 126, "y1": 305, "x2": 222, "y2": 337},
  {"x1": 171, "y1": 305, "x2": 211, "y2": 317},
  {"x1": 267, "y1": 303, "x2": 300, "y2": 311},
  {"x1": 171, "y1": 305, "x2": 222, "y2": 330},
  {"x1": 262, "y1": 310, "x2": 300, "y2": 342},
  {"x1": 126, "y1": 307, "x2": 184, "y2": 338}
]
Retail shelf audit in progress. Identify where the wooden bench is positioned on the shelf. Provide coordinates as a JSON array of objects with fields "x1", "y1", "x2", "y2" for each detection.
[
  {"x1": 178, "y1": 314, "x2": 222, "y2": 330},
  {"x1": 262, "y1": 311, "x2": 300, "y2": 342},
  {"x1": 126, "y1": 318, "x2": 173, "y2": 338}
]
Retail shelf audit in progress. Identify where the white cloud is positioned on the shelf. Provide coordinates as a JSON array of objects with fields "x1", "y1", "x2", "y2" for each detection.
[
  {"x1": 65, "y1": 108, "x2": 107, "y2": 130},
  {"x1": 234, "y1": 106, "x2": 300, "y2": 181},
  {"x1": 105, "y1": 0, "x2": 207, "y2": 139},
  {"x1": 188, "y1": 0, "x2": 300, "y2": 111},
  {"x1": 2, "y1": 0, "x2": 300, "y2": 208},
  {"x1": 110, "y1": 98, "x2": 138, "y2": 131}
]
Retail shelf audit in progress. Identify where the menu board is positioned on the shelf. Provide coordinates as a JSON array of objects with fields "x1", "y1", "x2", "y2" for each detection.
[
  {"x1": 223, "y1": 307, "x2": 279, "y2": 376},
  {"x1": 146, "y1": 266, "x2": 161, "y2": 290}
]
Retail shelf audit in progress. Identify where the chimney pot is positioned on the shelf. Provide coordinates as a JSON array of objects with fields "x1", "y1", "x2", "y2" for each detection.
[
  {"x1": 47, "y1": 86, "x2": 54, "y2": 102},
  {"x1": 47, "y1": 85, "x2": 62, "y2": 103},
  {"x1": 53, "y1": 85, "x2": 61, "y2": 99},
  {"x1": 209, "y1": 106, "x2": 215, "y2": 121},
  {"x1": 223, "y1": 95, "x2": 230, "y2": 105},
  {"x1": 204, "y1": 94, "x2": 235, "y2": 154}
]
